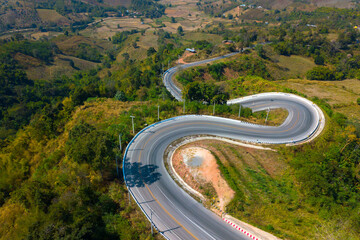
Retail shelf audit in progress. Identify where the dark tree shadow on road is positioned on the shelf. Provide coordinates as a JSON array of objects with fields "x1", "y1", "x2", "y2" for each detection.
[{"x1": 124, "y1": 162, "x2": 161, "y2": 187}]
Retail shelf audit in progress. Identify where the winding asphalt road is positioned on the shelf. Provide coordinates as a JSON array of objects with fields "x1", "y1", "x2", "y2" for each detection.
[{"x1": 123, "y1": 53, "x2": 324, "y2": 239}]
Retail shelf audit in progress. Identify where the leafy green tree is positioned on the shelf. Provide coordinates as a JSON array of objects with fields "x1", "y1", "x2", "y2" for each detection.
[
  {"x1": 65, "y1": 122, "x2": 115, "y2": 173},
  {"x1": 122, "y1": 52, "x2": 130, "y2": 61},
  {"x1": 357, "y1": 98, "x2": 360, "y2": 105},
  {"x1": 71, "y1": 88, "x2": 89, "y2": 106},
  {"x1": 306, "y1": 66, "x2": 337, "y2": 80},
  {"x1": 255, "y1": 45, "x2": 266, "y2": 59},
  {"x1": 273, "y1": 42, "x2": 292, "y2": 56},
  {"x1": 314, "y1": 55, "x2": 325, "y2": 65},
  {"x1": 183, "y1": 82, "x2": 229, "y2": 104},
  {"x1": 114, "y1": 91, "x2": 127, "y2": 101},
  {"x1": 177, "y1": 26, "x2": 184, "y2": 35},
  {"x1": 69, "y1": 59, "x2": 75, "y2": 68},
  {"x1": 147, "y1": 47, "x2": 157, "y2": 56},
  {"x1": 208, "y1": 62, "x2": 225, "y2": 81}
]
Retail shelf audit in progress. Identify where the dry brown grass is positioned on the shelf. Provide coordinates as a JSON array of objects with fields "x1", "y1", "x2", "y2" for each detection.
[
  {"x1": 223, "y1": 6, "x2": 246, "y2": 18},
  {"x1": 53, "y1": 35, "x2": 112, "y2": 55},
  {"x1": 103, "y1": 0, "x2": 131, "y2": 7},
  {"x1": 29, "y1": 31, "x2": 63, "y2": 40},
  {"x1": 80, "y1": 17, "x2": 152, "y2": 39},
  {"x1": 13, "y1": 52, "x2": 42, "y2": 68},
  {"x1": 253, "y1": 108, "x2": 289, "y2": 126},
  {"x1": 183, "y1": 32, "x2": 223, "y2": 44},
  {"x1": 26, "y1": 54, "x2": 98, "y2": 80},
  {"x1": 36, "y1": 9, "x2": 68, "y2": 23},
  {"x1": 115, "y1": 32, "x2": 158, "y2": 62},
  {"x1": 68, "y1": 98, "x2": 143, "y2": 127},
  {"x1": 311, "y1": 0, "x2": 354, "y2": 8},
  {"x1": 268, "y1": 54, "x2": 316, "y2": 79},
  {"x1": 326, "y1": 32, "x2": 338, "y2": 41}
]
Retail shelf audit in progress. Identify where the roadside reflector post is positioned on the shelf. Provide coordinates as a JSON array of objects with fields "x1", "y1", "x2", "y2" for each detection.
[
  {"x1": 213, "y1": 101, "x2": 216, "y2": 115},
  {"x1": 265, "y1": 107, "x2": 270, "y2": 124}
]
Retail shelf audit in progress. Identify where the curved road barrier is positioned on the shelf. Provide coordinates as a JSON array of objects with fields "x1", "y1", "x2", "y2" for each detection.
[{"x1": 123, "y1": 54, "x2": 325, "y2": 240}]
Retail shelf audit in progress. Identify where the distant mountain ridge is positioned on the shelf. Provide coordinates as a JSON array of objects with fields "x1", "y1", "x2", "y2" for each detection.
[{"x1": 251, "y1": 0, "x2": 354, "y2": 9}]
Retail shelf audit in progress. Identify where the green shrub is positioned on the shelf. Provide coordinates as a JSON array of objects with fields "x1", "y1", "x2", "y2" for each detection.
[{"x1": 306, "y1": 66, "x2": 342, "y2": 81}]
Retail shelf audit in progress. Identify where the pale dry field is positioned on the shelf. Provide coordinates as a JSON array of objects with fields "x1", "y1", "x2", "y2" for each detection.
[
  {"x1": 115, "y1": 31, "x2": 159, "y2": 62},
  {"x1": 29, "y1": 31, "x2": 62, "y2": 40},
  {"x1": 36, "y1": 9, "x2": 68, "y2": 23},
  {"x1": 26, "y1": 54, "x2": 98, "y2": 80},
  {"x1": 81, "y1": 17, "x2": 152, "y2": 39}
]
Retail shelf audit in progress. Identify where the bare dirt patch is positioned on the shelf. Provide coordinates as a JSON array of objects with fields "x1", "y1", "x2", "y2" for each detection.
[
  {"x1": 172, "y1": 145, "x2": 234, "y2": 212},
  {"x1": 178, "y1": 51, "x2": 195, "y2": 64}
]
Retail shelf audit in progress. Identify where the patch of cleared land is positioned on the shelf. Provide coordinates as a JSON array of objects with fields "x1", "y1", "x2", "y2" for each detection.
[
  {"x1": 172, "y1": 146, "x2": 234, "y2": 212},
  {"x1": 81, "y1": 17, "x2": 152, "y2": 39},
  {"x1": 116, "y1": 31, "x2": 159, "y2": 62},
  {"x1": 29, "y1": 31, "x2": 63, "y2": 40},
  {"x1": 268, "y1": 54, "x2": 316, "y2": 79},
  {"x1": 53, "y1": 35, "x2": 113, "y2": 56},
  {"x1": 36, "y1": 9, "x2": 68, "y2": 23},
  {"x1": 183, "y1": 32, "x2": 223, "y2": 45},
  {"x1": 103, "y1": 0, "x2": 131, "y2": 7},
  {"x1": 255, "y1": 0, "x2": 354, "y2": 9},
  {"x1": 25, "y1": 54, "x2": 98, "y2": 80},
  {"x1": 223, "y1": 6, "x2": 246, "y2": 18}
]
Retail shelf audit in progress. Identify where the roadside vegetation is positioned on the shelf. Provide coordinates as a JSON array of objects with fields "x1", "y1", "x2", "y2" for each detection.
[{"x1": 1, "y1": 0, "x2": 360, "y2": 239}]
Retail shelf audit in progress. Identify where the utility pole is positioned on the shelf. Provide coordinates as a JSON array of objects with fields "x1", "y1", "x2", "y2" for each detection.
[
  {"x1": 128, "y1": 190, "x2": 131, "y2": 206},
  {"x1": 115, "y1": 155, "x2": 119, "y2": 178},
  {"x1": 150, "y1": 209, "x2": 153, "y2": 235},
  {"x1": 183, "y1": 99, "x2": 185, "y2": 114},
  {"x1": 265, "y1": 108, "x2": 270, "y2": 124},
  {"x1": 130, "y1": 116, "x2": 135, "y2": 134},
  {"x1": 119, "y1": 133, "x2": 122, "y2": 152},
  {"x1": 213, "y1": 101, "x2": 216, "y2": 115},
  {"x1": 157, "y1": 105, "x2": 160, "y2": 121},
  {"x1": 238, "y1": 104, "x2": 242, "y2": 118},
  {"x1": 115, "y1": 133, "x2": 122, "y2": 179}
]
